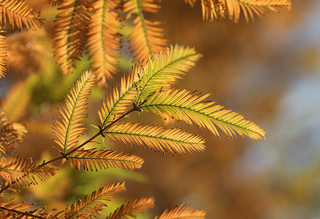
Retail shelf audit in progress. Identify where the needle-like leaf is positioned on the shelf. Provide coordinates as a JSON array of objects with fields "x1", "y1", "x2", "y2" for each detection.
[
  {"x1": 68, "y1": 148, "x2": 144, "y2": 171},
  {"x1": 0, "y1": 157, "x2": 57, "y2": 186},
  {"x1": 124, "y1": 0, "x2": 167, "y2": 61},
  {"x1": 53, "y1": 0, "x2": 93, "y2": 74},
  {"x1": 98, "y1": 67, "x2": 139, "y2": 127},
  {"x1": 52, "y1": 70, "x2": 96, "y2": 153},
  {"x1": 99, "y1": 46, "x2": 200, "y2": 127},
  {"x1": 0, "y1": 111, "x2": 27, "y2": 156},
  {"x1": 48, "y1": 0, "x2": 68, "y2": 7},
  {"x1": 153, "y1": 203, "x2": 206, "y2": 219},
  {"x1": 0, "y1": 33, "x2": 7, "y2": 78},
  {"x1": 105, "y1": 122, "x2": 205, "y2": 155},
  {"x1": 134, "y1": 45, "x2": 201, "y2": 104},
  {"x1": 0, "y1": 197, "x2": 57, "y2": 218},
  {"x1": 107, "y1": 197, "x2": 155, "y2": 219},
  {"x1": 186, "y1": 0, "x2": 291, "y2": 22},
  {"x1": 1, "y1": 0, "x2": 42, "y2": 30},
  {"x1": 86, "y1": 0, "x2": 122, "y2": 86},
  {"x1": 140, "y1": 88, "x2": 266, "y2": 140},
  {"x1": 55, "y1": 182, "x2": 126, "y2": 219}
]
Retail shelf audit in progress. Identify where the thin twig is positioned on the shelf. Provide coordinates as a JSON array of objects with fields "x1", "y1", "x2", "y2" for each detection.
[
  {"x1": 0, "y1": 206, "x2": 46, "y2": 219},
  {"x1": 0, "y1": 107, "x2": 137, "y2": 194}
]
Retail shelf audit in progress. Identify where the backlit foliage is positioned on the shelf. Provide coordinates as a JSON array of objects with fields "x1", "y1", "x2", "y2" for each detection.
[
  {"x1": 0, "y1": 0, "x2": 42, "y2": 77},
  {"x1": 86, "y1": 0, "x2": 122, "y2": 86},
  {"x1": 0, "y1": 111, "x2": 27, "y2": 155},
  {"x1": 0, "y1": 197, "x2": 57, "y2": 218},
  {"x1": 152, "y1": 203, "x2": 206, "y2": 219},
  {"x1": 0, "y1": 46, "x2": 266, "y2": 218},
  {"x1": 106, "y1": 122, "x2": 206, "y2": 155},
  {"x1": 0, "y1": 0, "x2": 42, "y2": 30},
  {"x1": 68, "y1": 148, "x2": 144, "y2": 171},
  {"x1": 123, "y1": 0, "x2": 168, "y2": 61},
  {"x1": 107, "y1": 197, "x2": 155, "y2": 219},
  {"x1": 0, "y1": 0, "x2": 290, "y2": 218},
  {"x1": 0, "y1": 34, "x2": 6, "y2": 77},
  {"x1": 56, "y1": 183, "x2": 126, "y2": 219},
  {"x1": 0, "y1": 156, "x2": 57, "y2": 186},
  {"x1": 185, "y1": 0, "x2": 291, "y2": 22},
  {"x1": 0, "y1": 0, "x2": 290, "y2": 83},
  {"x1": 53, "y1": 0, "x2": 94, "y2": 75},
  {"x1": 52, "y1": 70, "x2": 96, "y2": 154},
  {"x1": 141, "y1": 88, "x2": 265, "y2": 140}
]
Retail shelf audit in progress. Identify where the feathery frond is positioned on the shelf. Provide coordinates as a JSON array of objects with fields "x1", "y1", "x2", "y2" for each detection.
[
  {"x1": 1, "y1": 0, "x2": 42, "y2": 30},
  {"x1": 0, "y1": 198, "x2": 57, "y2": 219},
  {"x1": 186, "y1": 0, "x2": 291, "y2": 22},
  {"x1": 105, "y1": 122, "x2": 205, "y2": 155},
  {"x1": 99, "y1": 68, "x2": 139, "y2": 127},
  {"x1": 0, "y1": 157, "x2": 57, "y2": 186},
  {"x1": 199, "y1": 0, "x2": 227, "y2": 21},
  {"x1": 134, "y1": 45, "x2": 201, "y2": 104},
  {"x1": 0, "y1": 30, "x2": 6, "y2": 78},
  {"x1": 68, "y1": 148, "x2": 144, "y2": 171},
  {"x1": 0, "y1": 111, "x2": 27, "y2": 156},
  {"x1": 52, "y1": 70, "x2": 96, "y2": 153},
  {"x1": 140, "y1": 88, "x2": 266, "y2": 140},
  {"x1": 98, "y1": 46, "x2": 200, "y2": 127},
  {"x1": 53, "y1": 0, "x2": 93, "y2": 74},
  {"x1": 86, "y1": 0, "x2": 122, "y2": 87},
  {"x1": 107, "y1": 197, "x2": 155, "y2": 219},
  {"x1": 123, "y1": 0, "x2": 167, "y2": 61},
  {"x1": 57, "y1": 182, "x2": 126, "y2": 219},
  {"x1": 48, "y1": 0, "x2": 68, "y2": 7},
  {"x1": 153, "y1": 203, "x2": 206, "y2": 219}
]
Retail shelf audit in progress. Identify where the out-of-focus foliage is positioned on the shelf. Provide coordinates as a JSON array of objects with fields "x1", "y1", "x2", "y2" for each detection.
[
  {"x1": 185, "y1": 0, "x2": 291, "y2": 22},
  {"x1": 0, "y1": 0, "x2": 302, "y2": 218},
  {"x1": 0, "y1": 110, "x2": 27, "y2": 155},
  {"x1": 0, "y1": 0, "x2": 290, "y2": 85},
  {"x1": 0, "y1": 44, "x2": 265, "y2": 217}
]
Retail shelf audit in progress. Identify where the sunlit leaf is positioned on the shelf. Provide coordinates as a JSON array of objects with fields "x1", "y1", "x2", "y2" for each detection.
[
  {"x1": 68, "y1": 148, "x2": 144, "y2": 171},
  {"x1": 52, "y1": 70, "x2": 96, "y2": 153},
  {"x1": 107, "y1": 197, "x2": 154, "y2": 219},
  {"x1": 124, "y1": 0, "x2": 167, "y2": 61},
  {"x1": 86, "y1": 0, "x2": 122, "y2": 86},
  {"x1": 56, "y1": 182, "x2": 126, "y2": 219},
  {"x1": 141, "y1": 88, "x2": 266, "y2": 140},
  {"x1": 1, "y1": 0, "x2": 42, "y2": 30},
  {"x1": 105, "y1": 122, "x2": 205, "y2": 155},
  {"x1": 53, "y1": 0, "x2": 93, "y2": 74},
  {"x1": 186, "y1": 0, "x2": 291, "y2": 22},
  {"x1": 153, "y1": 203, "x2": 206, "y2": 219},
  {"x1": 0, "y1": 157, "x2": 57, "y2": 186},
  {"x1": 0, "y1": 111, "x2": 27, "y2": 156}
]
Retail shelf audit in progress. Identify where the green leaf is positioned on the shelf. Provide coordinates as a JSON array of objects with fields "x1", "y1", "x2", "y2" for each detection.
[
  {"x1": 140, "y1": 88, "x2": 266, "y2": 140},
  {"x1": 135, "y1": 45, "x2": 201, "y2": 104},
  {"x1": 98, "y1": 45, "x2": 201, "y2": 127}
]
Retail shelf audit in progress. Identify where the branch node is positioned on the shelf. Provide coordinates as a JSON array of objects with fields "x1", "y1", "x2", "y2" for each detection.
[{"x1": 98, "y1": 125, "x2": 106, "y2": 137}]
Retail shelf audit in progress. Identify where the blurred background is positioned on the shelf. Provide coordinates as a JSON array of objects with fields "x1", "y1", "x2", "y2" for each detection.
[{"x1": 1, "y1": 0, "x2": 320, "y2": 218}]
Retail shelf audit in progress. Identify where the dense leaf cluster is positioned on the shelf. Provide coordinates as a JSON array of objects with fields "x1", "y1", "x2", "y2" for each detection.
[{"x1": 0, "y1": 0, "x2": 291, "y2": 218}]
